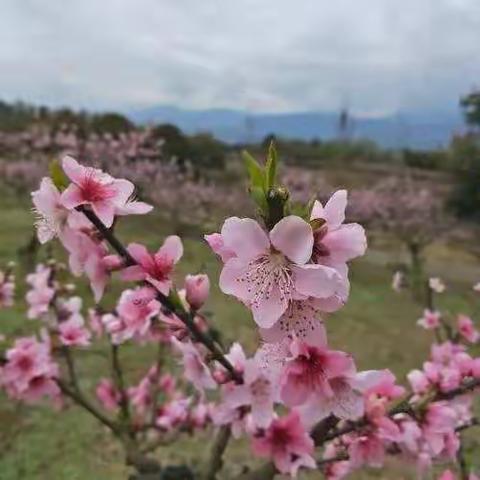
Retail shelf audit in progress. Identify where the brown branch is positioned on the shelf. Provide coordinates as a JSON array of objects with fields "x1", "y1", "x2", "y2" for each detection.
[
  {"x1": 77, "y1": 205, "x2": 242, "y2": 383},
  {"x1": 202, "y1": 426, "x2": 231, "y2": 480},
  {"x1": 110, "y1": 344, "x2": 132, "y2": 430},
  {"x1": 56, "y1": 378, "x2": 120, "y2": 434},
  {"x1": 238, "y1": 379, "x2": 480, "y2": 480}
]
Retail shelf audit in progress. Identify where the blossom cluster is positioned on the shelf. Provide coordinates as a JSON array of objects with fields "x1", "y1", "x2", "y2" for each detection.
[{"x1": 0, "y1": 152, "x2": 479, "y2": 479}]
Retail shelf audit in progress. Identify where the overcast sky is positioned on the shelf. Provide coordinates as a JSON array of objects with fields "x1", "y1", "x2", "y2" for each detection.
[{"x1": 1, "y1": 0, "x2": 479, "y2": 116}]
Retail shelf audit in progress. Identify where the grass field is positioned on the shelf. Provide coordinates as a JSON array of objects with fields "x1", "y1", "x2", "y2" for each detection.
[{"x1": 0, "y1": 193, "x2": 479, "y2": 479}]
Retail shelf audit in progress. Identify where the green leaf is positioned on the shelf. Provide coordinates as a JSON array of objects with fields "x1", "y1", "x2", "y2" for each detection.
[
  {"x1": 242, "y1": 150, "x2": 265, "y2": 191},
  {"x1": 249, "y1": 186, "x2": 268, "y2": 212},
  {"x1": 265, "y1": 140, "x2": 278, "y2": 190},
  {"x1": 167, "y1": 288, "x2": 184, "y2": 312},
  {"x1": 49, "y1": 159, "x2": 69, "y2": 191}
]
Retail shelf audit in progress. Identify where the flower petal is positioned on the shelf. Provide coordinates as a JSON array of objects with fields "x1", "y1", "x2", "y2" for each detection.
[
  {"x1": 322, "y1": 223, "x2": 367, "y2": 263},
  {"x1": 293, "y1": 264, "x2": 340, "y2": 299},
  {"x1": 158, "y1": 235, "x2": 183, "y2": 264},
  {"x1": 269, "y1": 216, "x2": 313, "y2": 265},
  {"x1": 62, "y1": 155, "x2": 85, "y2": 184},
  {"x1": 251, "y1": 283, "x2": 289, "y2": 328},
  {"x1": 60, "y1": 184, "x2": 85, "y2": 209},
  {"x1": 221, "y1": 217, "x2": 269, "y2": 260},
  {"x1": 323, "y1": 190, "x2": 347, "y2": 229}
]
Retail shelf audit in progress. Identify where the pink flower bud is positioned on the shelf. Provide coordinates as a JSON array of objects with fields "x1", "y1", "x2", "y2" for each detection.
[{"x1": 185, "y1": 274, "x2": 210, "y2": 310}]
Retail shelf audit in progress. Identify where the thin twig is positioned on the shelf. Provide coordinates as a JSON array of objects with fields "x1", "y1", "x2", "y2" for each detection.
[
  {"x1": 56, "y1": 378, "x2": 120, "y2": 434},
  {"x1": 78, "y1": 205, "x2": 242, "y2": 383},
  {"x1": 110, "y1": 344, "x2": 132, "y2": 430}
]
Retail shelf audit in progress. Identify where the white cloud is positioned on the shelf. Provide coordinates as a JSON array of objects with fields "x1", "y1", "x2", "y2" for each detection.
[{"x1": 0, "y1": 0, "x2": 479, "y2": 114}]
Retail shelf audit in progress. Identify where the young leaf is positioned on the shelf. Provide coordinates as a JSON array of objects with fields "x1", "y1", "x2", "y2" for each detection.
[
  {"x1": 242, "y1": 150, "x2": 265, "y2": 191},
  {"x1": 49, "y1": 159, "x2": 69, "y2": 191},
  {"x1": 265, "y1": 140, "x2": 278, "y2": 191},
  {"x1": 249, "y1": 186, "x2": 268, "y2": 212}
]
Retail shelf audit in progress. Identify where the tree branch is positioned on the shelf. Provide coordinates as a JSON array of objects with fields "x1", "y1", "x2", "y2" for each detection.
[
  {"x1": 202, "y1": 426, "x2": 231, "y2": 480},
  {"x1": 56, "y1": 378, "x2": 120, "y2": 434},
  {"x1": 77, "y1": 206, "x2": 242, "y2": 383}
]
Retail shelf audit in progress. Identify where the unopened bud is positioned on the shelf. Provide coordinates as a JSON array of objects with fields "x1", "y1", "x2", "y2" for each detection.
[{"x1": 185, "y1": 274, "x2": 210, "y2": 310}]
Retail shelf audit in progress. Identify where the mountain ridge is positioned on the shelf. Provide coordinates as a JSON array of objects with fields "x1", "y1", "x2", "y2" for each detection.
[{"x1": 129, "y1": 105, "x2": 465, "y2": 149}]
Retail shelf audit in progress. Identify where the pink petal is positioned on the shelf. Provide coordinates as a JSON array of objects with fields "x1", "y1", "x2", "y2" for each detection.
[
  {"x1": 269, "y1": 216, "x2": 313, "y2": 265},
  {"x1": 158, "y1": 235, "x2": 183, "y2": 264},
  {"x1": 92, "y1": 201, "x2": 116, "y2": 227},
  {"x1": 60, "y1": 184, "x2": 85, "y2": 209},
  {"x1": 281, "y1": 378, "x2": 310, "y2": 406},
  {"x1": 219, "y1": 258, "x2": 253, "y2": 302},
  {"x1": 112, "y1": 179, "x2": 135, "y2": 205},
  {"x1": 293, "y1": 264, "x2": 340, "y2": 299},
  {"x1": 62, "y1": 155, "x2": 85, "y2": 184},
  {"x1": 331, "y1": 384, "x2": 364, "y2": 420},
  {"x1": 260, "y1": 301, "x2": 327, "y2": 347},
  {"x1": 221, "y1": 217, "x2": 269, "y2": 260},
  {"x1": 323, "y1": 190, "x2": 347, "y2": 229},
  {"x1": 121, "y1": 265, "x2": 145, "y2": 282},
  {"x1": 351, "y1": 370, "x2": 386, "y2": 392},
  {"x1": 251, "y1": 283, "x2": 289, "y2": 328},
  {"x1": 310, "y1": 200, "x2": 325, "y2": 221},
  {"x1": 322, "y1": 223, "x2": 367, "y2": 263},
  {"x1": 127, "y1": 243, "x2": 150, "y2": 265},
  {"x1": 116, "y1": 201, "x2": 153, "y2": 215}
]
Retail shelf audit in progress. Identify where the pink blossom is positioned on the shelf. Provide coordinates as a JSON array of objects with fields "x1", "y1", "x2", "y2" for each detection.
[
  {"x1": 417, "y1": 309, "x2": 441, "y2": 330},
  {"x1": 32, "y1": 177, "x2": 71, "y2": 243},
  {"x1": 323, "y1": 444, "x2": 351, "y2": 479},
  {"x1": 300, "y1": 369, "x2": 383, "y2": 426},
  {"x1": 280, "y1": 339, "x2": 354, "y2": 407},
  {"x1": 60, "y1": 228, "x2": 110, "y2": 301},
  {"x1": 1, "y1": 336, "x2": 59, "y2": 403},
  {"x1": 204, "y1": 232, "x2": 236, "y2": 262},
  {"x1": 96, "y1": 379, "x2": 120, "y2": 411},
  {"x1": 438, "y1": 470, "x2": 456, "y2": 480},
  {"x1": 310, "y1": 190, "x2": 367, "y2": 267},
  {"x1": 457, "y1": 315, "x2": 480, "y2": 343},
  {"x1": 408, "y1": 369, "x2": 431, "y2": 395},
  {"x1": 259, "y1": 299, "x2": 327, "y2": 345},
  {"x1": 155, "y1": 397, "x2": 190, "y2": 431},
  {"x1": 190, "y1": 402, "x2": 211, "y2": 429},
  {"x1": 0, "y1": 270, "x2": 15, "y2": 308},
  {"x1": 221, "y1": 358, "x2": 276, "y2": 429},
  {"x1": 171, "y1": 337, "x2": 216, "y2": 392},
  {"x1": 218, "y1": 216, "x2": 342, "y2": 328},
  {"x1": 252, "y1": 411, "x2": 315, "y2": 477},
  {"x1": 25, "y1": 264, "x2": 55, "y2": 319},
  {"x1": 88, "y1": 308, "x2": 104, "y2": 337},
  {"x1": 348, "y1": 434, "x2": 385, "y2": 468},
  {"x1": 122, "y1": 237, "x2": 183, "y2": 295},
  {"x1": 58, "y1": 315, "x2": 91, "y2": 347},
  {"x1": 422, "y1": 402, "x2": 458, "y2": 456},
  {"x1": 112, "y1": 287, "x2": 161, "y2": 343},
  {"x1": 60, "y1": 156, "x2": 135, "y2": 227},
  {"x1": 128, "y1": 377, "x2": 153, "y2": 416},
  {"x1": 185, "y1": 274, "x2": 210, "y2": 310}
]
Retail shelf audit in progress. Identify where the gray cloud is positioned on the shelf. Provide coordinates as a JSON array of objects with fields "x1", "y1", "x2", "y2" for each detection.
[{"x1": 1, "y1": 0, "x2": 479, "y2": 115}]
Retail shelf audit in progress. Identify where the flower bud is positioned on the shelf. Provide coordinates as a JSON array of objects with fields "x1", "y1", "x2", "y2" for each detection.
[{"x1": 185, "y1": 274, "x2": 210, "y2": 310}]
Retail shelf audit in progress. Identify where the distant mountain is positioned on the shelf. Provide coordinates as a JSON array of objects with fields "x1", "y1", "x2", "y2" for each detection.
[{"x1": 129, "y1": 105, "x2": 466, "y2": 149}]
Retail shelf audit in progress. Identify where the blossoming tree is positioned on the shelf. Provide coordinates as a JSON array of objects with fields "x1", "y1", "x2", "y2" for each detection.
[{"x1": 0, "y1": 145, "x2": 479, "y2": 480}]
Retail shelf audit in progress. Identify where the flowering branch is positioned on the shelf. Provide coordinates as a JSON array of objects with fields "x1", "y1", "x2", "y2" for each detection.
[{"x1": 77, "y1": 205, "x2": 241, "y2": 383}]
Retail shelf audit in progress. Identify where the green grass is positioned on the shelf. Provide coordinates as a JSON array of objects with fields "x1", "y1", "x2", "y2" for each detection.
[{"x1": 0, "y1": 196, "x2": 479, "y2": 479}]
